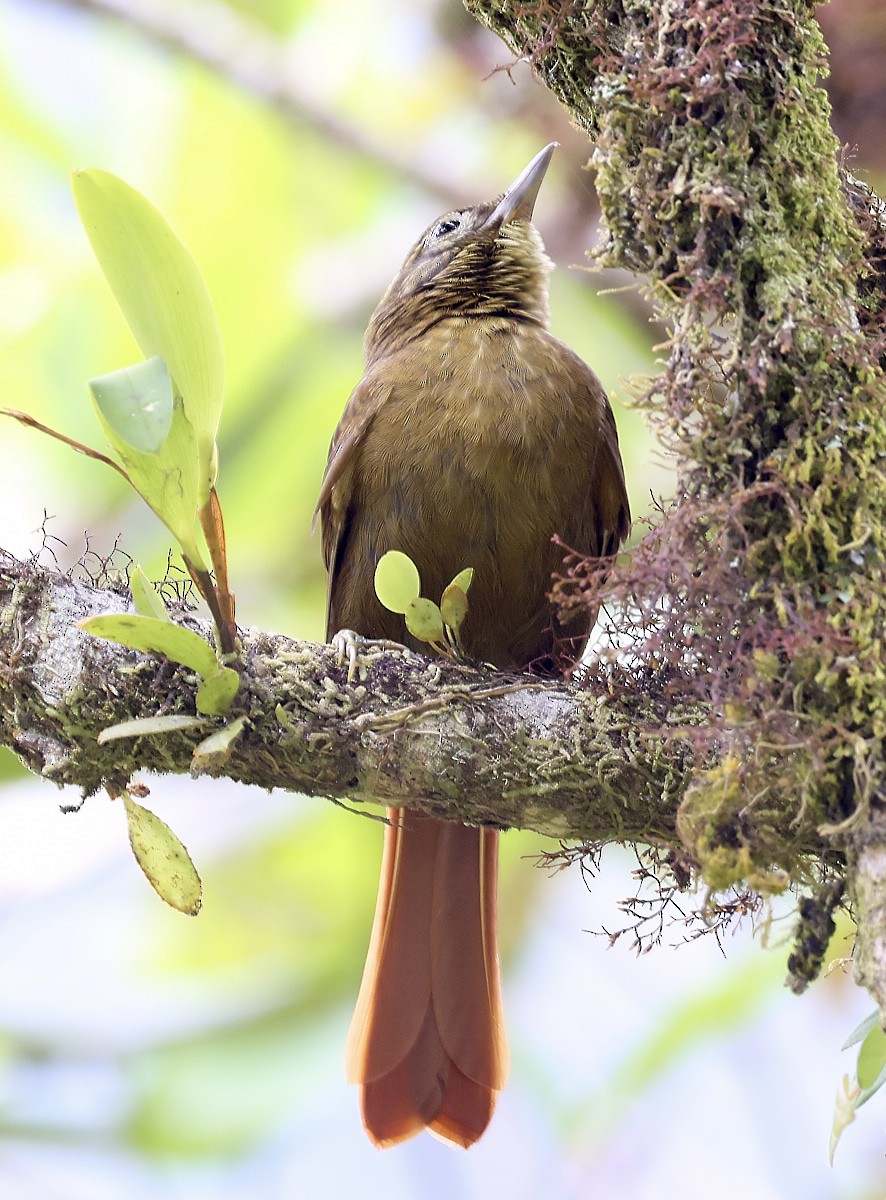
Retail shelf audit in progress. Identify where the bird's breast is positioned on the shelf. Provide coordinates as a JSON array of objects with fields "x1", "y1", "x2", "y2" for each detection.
[
  {"x1": 355, "y1": 320, "x2": 599, "y2": 578},
  {"x1": 376, "y1": 320, "x2": 573, "y2": 466},
  {"x1": 329, "y1": 319, "x2": 614, "y2": 665}
]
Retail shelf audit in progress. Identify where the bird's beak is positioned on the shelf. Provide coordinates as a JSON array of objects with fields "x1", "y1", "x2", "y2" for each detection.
[{"x1": 485, "y1": 142, "x2": 558, "y2": 229}]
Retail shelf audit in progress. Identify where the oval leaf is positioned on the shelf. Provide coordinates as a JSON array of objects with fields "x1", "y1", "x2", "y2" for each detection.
[
  {"x1": 375, "y1": 550, "x2": 421, "y2": 614},
  {"x1": 129, "y1": 564, "x2": 170, "y2": 621},
  {"x1": 71, "y1": 168, "x2": 224, "y2": 501},
  {"x1": 405, "y1": 597, "x2": 445, "y2": 644},
  {"x1": 123, "y1": 792, "x2": 202, "y2": 915},
  {"x1": 449, "y1": 567, "x2": 474, "y2": 594},
  {"x1": 440, "y1": 583, "x2": 469, "y2": 633},
  {"x1": 81, "y1": 612, "x2": 219, "y2": 678},
  {"x1": 195, "y1": 666, "x2": 240, "y2": 716},
  {"x1": 857, "y1": 1023, "x2": 886, "y2": 1091},
  {"x1": 89, "y1": 356, "x2": 174, "y2": 453}
]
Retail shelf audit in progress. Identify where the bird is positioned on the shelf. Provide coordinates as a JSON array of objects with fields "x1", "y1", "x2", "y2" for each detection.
[{"x1": 316, "y1": 143, "x2": 630, "y2": 1149}]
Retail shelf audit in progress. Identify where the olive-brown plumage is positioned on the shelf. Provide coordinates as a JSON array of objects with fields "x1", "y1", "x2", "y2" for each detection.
[{"x1": 318, "y1": 144, "x2": 629, "y2": 1148}]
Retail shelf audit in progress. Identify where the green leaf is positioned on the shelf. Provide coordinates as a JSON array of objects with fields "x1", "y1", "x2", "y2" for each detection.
[
  {"x1": 123, "y1": 792, "x2": 202, "y2": 915},
  {"x1": 829, "y1": 1075, "x2": 859, "y2": 1165},
  {"x1": 191, "y1": 716, "x2": 247, "y2": 773},
  {"x1": 93, "y1": 391, "x2": 206, "y2": 568},
  {"x1": 405, "y1": 597, "x2": 445, "y2": 645},
  {"x1": 440, "y1": 583, "x2": 469, "y2": 633},
  {"x1": 71, "y1": 168, "x2": 224, "y2": 502},
  {"x1": 81, "y1": 613, "x2": 219, "y2": 678},
  {"x1": 130, "y1": 564, "x2": 171, "y2": 621},
  {"x1": 857, "y1": 1023, "x2": 886, "y2": 1093},
  {"x1": 843, "y1": 1009, "x2": 880, "y2": 1050},
  {"x1": 449, "y1": 567, "x2": 474, "y2": 594},
  {"x1": 89, "y1": 356, "x2": 174, "y2": 453},
  {"x1": 98, "y1": 715, "x2": 206, "y2": 744},
  {"x1": 196, "y1": 666, "x2": 240, "y2": 716},
  {"x1": 374, "y1": 550, "x2": 421, "y2": 614}
]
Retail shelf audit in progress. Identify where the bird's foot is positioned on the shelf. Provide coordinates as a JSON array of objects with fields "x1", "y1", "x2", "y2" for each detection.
[{"x1": 330, "y1": 629, "x2": 406, "y2": 683}]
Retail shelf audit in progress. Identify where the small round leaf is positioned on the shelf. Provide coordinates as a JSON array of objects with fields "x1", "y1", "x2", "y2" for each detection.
[
  {"x1": 375, "y1": 550, "x2": 421, "y2": 614},
  {"x1": 405, "y1": 597, "x2": 446, "y2": 644},
  {"x1": 196, "y1": 666, "x2": 240, "y2": 716},
  {"x1": 440, "y1": 584, "x2": 469, "y2": 633}
]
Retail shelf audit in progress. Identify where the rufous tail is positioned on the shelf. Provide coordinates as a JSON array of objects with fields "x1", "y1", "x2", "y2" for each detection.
[{"x1": 345, "y1": 809, "x2": 508, "y2": 1148}]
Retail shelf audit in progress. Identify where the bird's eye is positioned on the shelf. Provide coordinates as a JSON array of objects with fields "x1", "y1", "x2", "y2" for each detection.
[{"x1": 431, "y1": 217, "x2": 461, "y2": 241}]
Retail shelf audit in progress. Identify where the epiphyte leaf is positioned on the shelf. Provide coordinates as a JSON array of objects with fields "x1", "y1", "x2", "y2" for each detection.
[
  {"x1": 81, "y1": 612, "x2": 218, "y2": 678},
  {"x1": 71, "y1": 168, "x2": 224, "y2": 502},
  {"x1": 375, "y1": 550, "x2": 421, "y2": 615},
  {"x1": 195, "y1": 666, "x2": 240, "y2": 716},
  {"x1": 88, "y1": 356, "x2": 173, "y2": 453},
  {"x1": 405, "y1": 597, "x2": 446, "y2": 645},
  {"x1": 98, "y1": 714, "x2": 205, "y2": 744},
  {"x1": 122, "y1": 791, "x2": 202, "y2": 915},
  {"x1": 129, "y1": 564, "x2": 171, "y2": 621}
]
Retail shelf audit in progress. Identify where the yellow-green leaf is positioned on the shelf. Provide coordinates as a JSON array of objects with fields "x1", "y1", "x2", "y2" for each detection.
[
  {"x1": 71, "y1": 168, "x2": 224, "y2": 502},
  {"x1": 449, "y1": 567, "x2": 474, "y2": 594},
  {"x1": 98, "y1": 714, "x2": 205, "y2": 744},
  {"x1": 405, "y1": 597, "x2": 445, "y2": 644},
  {"x1": 93, "y1": 393, "x2": 205, "y2": 568},
  {"x1": 829, "y1": 1075, "x2": 859, "y2": 1165},
  {"x1": 191, "y1": 716, "x2": 247, "y2": 773},
  {"x1": 857, "y1": 1023, "x2": 886, "y2": 1091},
  {"x1": 843, "y1": 1009, "x2": 880, "y2": 1050},
  {"x1": 440, "y1": 583, "x2": 469, "y2": 633},
  {"x1": 122, "y1": 791, "x2": 202, "y2": 915},
  {"x1": 374, "y1": 550, "x2": 421, "y2": 614},
  {"x1": 89, "y1": 356, "x2": 173, "y2": 453},
  {"x1": 130, "y1": 564, "x2": 170, "y2": 621},
  {"x1": 195, "y1": 666, "x2": 240, "y2": 716},
  {"x1": 81, "y1": 613, "x2": 218, "y2": 678}
]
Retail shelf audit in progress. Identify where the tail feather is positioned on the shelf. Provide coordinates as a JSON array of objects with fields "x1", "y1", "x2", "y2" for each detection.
[
  {"x1": 346, "y1": 809, "x2": 506, "y2": 1148},
  {"x1": 432, "y1": 821, "x2": 507, "y2": 1086}
]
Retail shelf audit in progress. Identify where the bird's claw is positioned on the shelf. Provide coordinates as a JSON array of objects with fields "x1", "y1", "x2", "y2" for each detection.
[
  {"x1": 331, "y1": 629, "x2": 405, "y2": 683},
  {"x1": 331, "y1": 629, "x2": 362, "y2": 683}
]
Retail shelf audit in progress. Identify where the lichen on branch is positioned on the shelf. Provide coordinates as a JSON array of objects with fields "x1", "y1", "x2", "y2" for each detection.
[
  {"x1": 468, "y1": 0, "x2": 886, "y2": 973},
  {"x1": 0, "y1": 549, "x2": 709, "y2": 842}
]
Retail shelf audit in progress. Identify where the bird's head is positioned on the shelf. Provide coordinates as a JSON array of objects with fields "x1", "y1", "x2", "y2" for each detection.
[{"x1": 365, "y1": 144, "x2": 557, "y2": 359}]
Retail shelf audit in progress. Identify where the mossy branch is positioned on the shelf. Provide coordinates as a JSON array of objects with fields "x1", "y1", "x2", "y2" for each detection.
[
  {"x1": 0, "y1": 548, "x2": 712, "y2": 841},
  {"x1": 464, "y1": 0, "x2": 886, "y2": 992}
]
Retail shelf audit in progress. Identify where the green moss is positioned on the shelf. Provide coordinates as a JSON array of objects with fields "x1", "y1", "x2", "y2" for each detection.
[{"x1": 467, "y1": 0, "x2": 886, "y2": 969}]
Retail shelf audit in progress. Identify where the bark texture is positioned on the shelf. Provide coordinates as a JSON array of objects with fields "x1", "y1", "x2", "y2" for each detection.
[{"x1": 0, "y1": 549, "x2": 701, "y2": 841}]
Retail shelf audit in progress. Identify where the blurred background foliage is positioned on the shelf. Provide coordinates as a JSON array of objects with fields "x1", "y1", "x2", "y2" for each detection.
[{"x1": 0, "y1": 0, "x2": 884, "y2": 1196}]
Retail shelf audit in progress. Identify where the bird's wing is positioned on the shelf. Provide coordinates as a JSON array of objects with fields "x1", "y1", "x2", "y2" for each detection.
[
  {"x1": 592, "y1": 399, "x2": 631, "y2": 557},
  {"x1": 316, "y1": 370, "x2": 391, "y2": 639}
]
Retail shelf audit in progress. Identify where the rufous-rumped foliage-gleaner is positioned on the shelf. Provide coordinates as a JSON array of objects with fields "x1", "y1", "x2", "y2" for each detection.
[{"x1": 317, "y1": 144, "x2": 630, "y2": 1148}]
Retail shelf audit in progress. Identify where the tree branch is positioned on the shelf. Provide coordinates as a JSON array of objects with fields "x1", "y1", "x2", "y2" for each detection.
[
  {"x1": 463, "y1": 0, "x2": 886, "y2": 997},
  {"x1": 9, "y1": 0, "x2": 886, "y2": 1003},
  {"x1": 0, "y1": 549, "x2": 710, "y2": 841}
]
